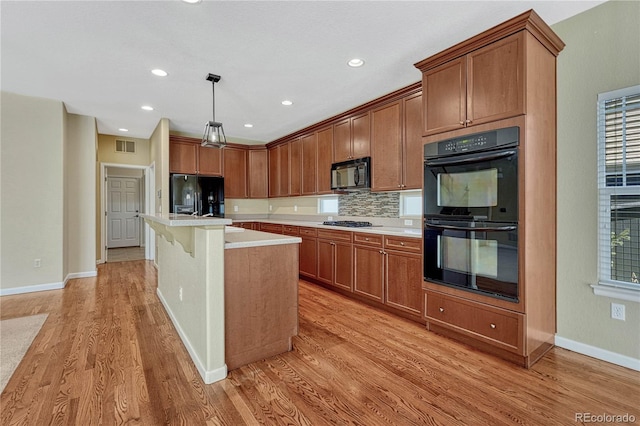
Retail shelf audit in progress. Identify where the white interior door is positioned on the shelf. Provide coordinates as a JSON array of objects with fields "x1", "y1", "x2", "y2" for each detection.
[{"x1": 107, "y1": 177, "x2": 140, "y2": 248}]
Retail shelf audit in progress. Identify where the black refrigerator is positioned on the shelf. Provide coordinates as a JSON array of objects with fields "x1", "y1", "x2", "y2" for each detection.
[{"x1": 170, "y1": 174, "x2": 225, "y2": 217}]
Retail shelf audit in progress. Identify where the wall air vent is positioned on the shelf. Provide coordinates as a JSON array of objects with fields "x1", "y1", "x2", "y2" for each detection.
[{"x1": 115, "y1": 139, "x2": 135, "y2": 153}]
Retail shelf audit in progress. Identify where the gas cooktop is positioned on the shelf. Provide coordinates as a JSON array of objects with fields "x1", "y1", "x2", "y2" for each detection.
[{"x1": 322, "y1": 220, "x2": 373, "y2": 228}]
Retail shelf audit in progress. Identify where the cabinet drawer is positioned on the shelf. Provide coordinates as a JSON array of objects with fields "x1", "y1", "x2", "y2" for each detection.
[
  {"x1": 425, "y1": 291, "x2": 523, "y2": 353},
  {"x1": 353, "y1": 233, "x2": 383, "y2": 247},
  {"x1": 283, "y1": 225, "x2": 299, "y2": 236},
  {"x1": 259, "y1": 223, "x2": 283, "y2": 234},
  {"x1": 317, "y1": 229, "x2": 352, "y2": 242},
  {"x1": 299, "y1": 227, "x2": 318, "y2": 237},
  {"x1": 384, "y1": 236, "x2": 421, "y2": 253}
]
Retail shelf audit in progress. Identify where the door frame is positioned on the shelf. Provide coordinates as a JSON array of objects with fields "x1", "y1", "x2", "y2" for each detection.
[{"x1": 99, "y1": 162, "x2": 155, "y2": 264}]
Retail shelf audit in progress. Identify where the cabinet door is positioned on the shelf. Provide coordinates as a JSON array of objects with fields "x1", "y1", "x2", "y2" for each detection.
[
  {"x1": 333, "y1": 118, "x2": 351, "y2": 163},
  {"x1": 334, "y1": 241, "x2": 353, "y2": 291},
  {"x1": 301, "y1": 133, "x2": 317, "y2": 195},
  {"x1": 299, "y1": 237, "x2": 317, "y2": 279},
  {"x1": 268, "y1": 147, "x2": 279, "y2": 197},
  {"x1": 351, "y1": 112, "x2": 371, "y2": 160},
  {"x1": 317, "y1": 239, "x2": 334, "y2": 285},
  {"x1": 316, "y1": 127, "x2": 333, "y2": 194},
  {"x1": 353, "y1": 245, "x2": 384, "y2": 302},
  {"x1": 169, "y1": 141, "x2": 197, "y2": 174},
  {"x1": 371, "y1": 101, "x2": 402, "y2": 191},
  {"x1": 289, "y1": 139, "x2": 301, "y2": 196},
  {"x1": 402, "y1": 92, "x2": 423, "y2": 190},
  {"x1": 385, "y1": 251, "x2": 423, "y2": 316},
  {"x1": 278, "y1": 143, "x2": 290, "y2": 196},
  {"x1": 248, "y1": 149, "x2": 268, "y2": 198},
  {"x1": 198, "y1": 145, "x2": 223, "y2": 176},
  {"x1": 423, "y1": 57, "x2": 466, "y2": 135},
  {"x1": 467, "y1": 32, "x2": 524, "y2": 126},
  {"x1": 223, "y1": 147, "x2": 247, "y2": 198}
]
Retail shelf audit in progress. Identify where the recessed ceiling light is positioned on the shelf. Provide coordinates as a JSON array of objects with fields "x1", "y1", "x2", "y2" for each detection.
[
  {"x1": 182, "y1": 0, "x2": 202, "y2": 4},
  {"x1": 244, "y1": 123, "x2": 253, "y2": 128},
  {"x1": 141, "y1": 105, "x2": 154, "y2": 111},
  {"x1": 151, "y1": 69, "x2": 168, "y2": 77},
  {"x1": 281, "y1": 100, "x2": 293, "y2": 106},
  {"x1": 118, "y1": 128, "x2": 129, "y2": 132},
  {"x1": 348, "y1": 58, "x2": 365, "y2": 68}
]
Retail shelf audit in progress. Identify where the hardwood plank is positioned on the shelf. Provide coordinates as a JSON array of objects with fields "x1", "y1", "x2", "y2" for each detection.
[{"x1": 1, "y1": 260, "x2": 638, "y2": 425}]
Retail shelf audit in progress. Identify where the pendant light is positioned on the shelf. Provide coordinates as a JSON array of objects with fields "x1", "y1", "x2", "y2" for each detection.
[{"x1": 201, "y1": 73, "x2": 227, "y2": 148}]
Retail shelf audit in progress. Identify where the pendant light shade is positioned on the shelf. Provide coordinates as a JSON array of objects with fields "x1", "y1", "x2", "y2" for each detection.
[{"x1": 201, "y1": 73, "x2": 227, "y2": 148}]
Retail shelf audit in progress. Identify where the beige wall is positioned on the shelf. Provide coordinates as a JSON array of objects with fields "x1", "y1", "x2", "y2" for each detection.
[
  {"x1": 1, "y1": 92, "x2": 64, "y2": 290},
  {"x1": 97, "y1": 134, "x2": 150, "y2": 166},
  {"x1": 65, "y1": 113, "x2": 97, "y2": 276},
  {"x1": 553, "y1": 0, "x2": 640, "y2": 360}
]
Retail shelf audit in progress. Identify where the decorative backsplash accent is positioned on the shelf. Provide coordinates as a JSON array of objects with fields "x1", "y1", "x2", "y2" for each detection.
[{"x1": 339, "y1": 191, "x2": 399, "y2": 218}]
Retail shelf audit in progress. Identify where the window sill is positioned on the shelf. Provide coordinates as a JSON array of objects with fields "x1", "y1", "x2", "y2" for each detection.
[{"x1": 591, "y1": 283, "x2": 640, "y2": 303}]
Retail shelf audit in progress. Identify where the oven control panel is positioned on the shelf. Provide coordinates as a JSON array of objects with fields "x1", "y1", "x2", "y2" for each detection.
[{"x1": 424, "y1": 126, "x2": 519, "y2": 158}]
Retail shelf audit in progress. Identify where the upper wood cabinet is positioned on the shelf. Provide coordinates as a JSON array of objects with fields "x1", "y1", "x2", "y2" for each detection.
[
  {"x1": 333, "y1": 112, "x2": 370, "y2": 163},
  {"x1": 248, "y1": 149, "x2": 268, "y2": 198},
  {"x1": 289, "y1": 138, "x2": 301, "y2": 197},
  {"x1": 301, "y1": 133, "x2": 317, "y2": 196},
  {"x1": 316, "y1": 126, "x2": 334, "y2": 194},
  {"x1": 169, "y1": 136, "x2": 222, "y2": 176},
  {"x1": 419, "y1": 32, "x2": 524, "y2": 136},
  {"x1": 370, "y1": 91, "x2": 423, "y2": 192},
  {"x1": 268, "y1": 142, "x2": 291, "y2": 197},
  {"x1": 223, "y1": 146, "x2": 247, "y2": 198}
]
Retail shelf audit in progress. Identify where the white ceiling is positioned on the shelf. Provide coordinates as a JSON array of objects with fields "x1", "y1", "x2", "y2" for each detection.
[{"x1": 1, "y1": 0, "x2": 604, "y2": 143}]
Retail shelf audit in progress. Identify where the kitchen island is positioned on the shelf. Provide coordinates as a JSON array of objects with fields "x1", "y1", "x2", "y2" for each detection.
[{"x1": 142, "y1": 214, "x2": 300, "y2": 384}]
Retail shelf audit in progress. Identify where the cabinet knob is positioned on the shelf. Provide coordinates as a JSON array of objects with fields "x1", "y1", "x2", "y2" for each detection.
[
  {"x1": 490, "y1": 323, "x2": 496, "y2": 329},
  {"x1": 459, "y1": 121, "x2": 465, "y2": 125},
  {"x1": 400, "y1": 242, "x2": 405, "y2": 246},
  {"x1": 379, "y1": 250, "x2": 384, "y2": 254},
  {"x1": 398, "y1": 184, "x2": 401, "y2": 188},
  {"x1": 365, "y1": 237, "x2": 369, "y2": 241},
  {"x1": 439, "y1": 307, "x2": 444, "y2": 313},
  {"x1": 465, "y1": 119, "x2": 473, "y2": 124}
]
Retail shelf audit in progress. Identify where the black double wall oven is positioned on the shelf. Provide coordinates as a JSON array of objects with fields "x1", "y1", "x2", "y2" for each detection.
[{"x1": 423, "y1": 127, "x2": 520, "y2": 302}]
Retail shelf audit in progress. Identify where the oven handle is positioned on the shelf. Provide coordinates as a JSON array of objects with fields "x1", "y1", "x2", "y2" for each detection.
[
  {"x1": 425, "y1": 149, "x2": 517, "y2": 167},
  {"x1": 425, "y1": 223, "x2": 517, "y2": 232}
]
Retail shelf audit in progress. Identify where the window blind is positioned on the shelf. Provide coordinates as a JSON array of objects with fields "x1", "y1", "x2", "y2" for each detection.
[{"x1": 597, "y1": 85, "x2": 640, "y2": 289}]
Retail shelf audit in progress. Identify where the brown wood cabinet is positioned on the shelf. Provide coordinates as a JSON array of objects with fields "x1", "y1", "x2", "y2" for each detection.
[
  {"x1": 317, "y1": 229, "x2": 352, "y2": 292},
  {"x1": 299, "y1": 227, "x2": 318, "y2": 280},
  {"x1": 316, "y1": 126, "x2": 334, "y2": 194},
  {"x1": 333, "y1": 112, "x2": 370, "y2": 163},
  {"x1": 289, "y1": 139, "x2": 301, "y2": 196},
  {"x1": 370, "y1": 92, "x2": 423, "y2": 192},
  {"x1": 418, "y1": 32, "x2": 524, "y2": 136},
  {"x1": 248, "y1": 148, "x2": 268, "y2": 198},
  {"x1": 223, "y1": 146, "x2": 247, "y2": 198},
  {"x1": 353, "y1": 233, "x2": 423, "y2": 317},
  {"x1": 259, "y1": 222, "x2": 283, "y2": 234},
  {"x1": 416, "y1": 10, "x2": 565, "y2": 367},
  {"x1": 268, "y1": 142, "x2": 292, "y2": 197},
  {"x1": 301, "y1": 133, "x2": 317, "y2": 195},
  {"x1": 233, "y1": 221, "x2": 258, "y2": 230},
  {"x1": 169, "y1": 136, "x2": 223, "y2": 176}
]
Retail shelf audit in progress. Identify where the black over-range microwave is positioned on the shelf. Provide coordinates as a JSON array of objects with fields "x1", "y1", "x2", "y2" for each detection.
[{"x1": 331, "y1": 157, "x2": 370, "y2": 190}]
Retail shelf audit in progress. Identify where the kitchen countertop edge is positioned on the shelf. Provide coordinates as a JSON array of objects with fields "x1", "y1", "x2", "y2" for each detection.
[{"x1": 233, "y1": 219, "x2": 422, "y2": 238}]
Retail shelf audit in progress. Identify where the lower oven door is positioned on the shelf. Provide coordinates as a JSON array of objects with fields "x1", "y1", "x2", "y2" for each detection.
[{"x1": 424, "y1": 220, "x2": 518, "y2": 301}]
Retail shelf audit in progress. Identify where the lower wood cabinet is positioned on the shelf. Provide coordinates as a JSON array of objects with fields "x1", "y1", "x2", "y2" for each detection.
[
  {"x1": 259, "y1": 223, "x2": 283, "y2": 234},
  {"x1": 317, "y1": 229, "x2": 353, "y2": 291},
  {"x1": 299, "y1": 227, "x2": 318, "y2": 280}
]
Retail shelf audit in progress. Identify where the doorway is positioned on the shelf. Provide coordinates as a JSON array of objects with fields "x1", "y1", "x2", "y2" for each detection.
[{"x1": 107, "y1": 176, "x2": 140, "y2": 248}]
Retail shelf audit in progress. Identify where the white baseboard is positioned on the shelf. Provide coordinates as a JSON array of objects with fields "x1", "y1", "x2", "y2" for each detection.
[
  {"x1": 64, "y1": 270, "x2": 97, "y2": 284},
  {"x1": 0, "y1": 281, "x2": 65, "y2": 296},
  {"x1": 156, "y1": 288, "x2": 228, "y2": 384},
  {"x1": 555, "y1": 336, "x2": 640, "y2": 371}
]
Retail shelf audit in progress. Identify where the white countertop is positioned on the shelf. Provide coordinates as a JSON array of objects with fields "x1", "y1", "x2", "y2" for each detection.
[
  {"x1": 232, "y1": 219, "x2": 422, "y2": 238},
  {"x1": 224, "y1": 227, "x2": 302, "y2": 249},
  {"x1": 141, "y1": 213, "x2": 232, "y2": 227}
]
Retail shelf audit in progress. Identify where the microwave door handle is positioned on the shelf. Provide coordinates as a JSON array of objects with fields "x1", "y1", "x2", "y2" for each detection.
[
  {"x1": 425, "y1": 223, "x2": 517, "y2": 232},
  {"x1": 425, "y1": 150, "x2": 517, "y2": 167}
]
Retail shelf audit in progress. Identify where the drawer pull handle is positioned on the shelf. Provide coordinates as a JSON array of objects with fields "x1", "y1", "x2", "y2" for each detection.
[
  {"x1": 439, "y1": 307, "x2": 444, "y2": 313},
  {"x1": 490, "y1": 323, "x2": 496, "y2": 329}
]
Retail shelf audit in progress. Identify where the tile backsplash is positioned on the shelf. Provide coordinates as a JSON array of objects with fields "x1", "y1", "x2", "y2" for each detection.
[{"x1": 339, "y1": 190, "x2": 399, "y2": 218}]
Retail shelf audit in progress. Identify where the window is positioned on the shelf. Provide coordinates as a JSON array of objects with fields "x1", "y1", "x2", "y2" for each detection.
[
  {"x1": 318, "y1": 197, "x2": 338, "y2": 214},
  {"x1": 115, "y1": 139, "x2": 135, "y2": 153},
  {"x1": 596, "y1": 85, "x2": 640, "y2": 300},
  {"x1": 400, "y1": 191, "x2": 422, "y2": 218}
]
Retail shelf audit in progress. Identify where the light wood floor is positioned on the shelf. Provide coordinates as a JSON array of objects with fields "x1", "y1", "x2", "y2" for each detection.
[
  {"x1": 1, "y1": 260, "x2": 638, "y2": 425},
  {"x1": 107, "y1": 246, "x2": 145, "y2": 262}
]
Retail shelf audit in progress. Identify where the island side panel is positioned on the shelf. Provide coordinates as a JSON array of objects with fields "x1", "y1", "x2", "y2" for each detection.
[{"x1": 224, "y1": 243, "x2": 299, "y2": 371}]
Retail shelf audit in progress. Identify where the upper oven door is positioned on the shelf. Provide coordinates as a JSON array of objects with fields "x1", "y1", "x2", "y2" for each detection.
[{"x1": 424, "y1": 147, "x2": 518, "y2": 223}]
